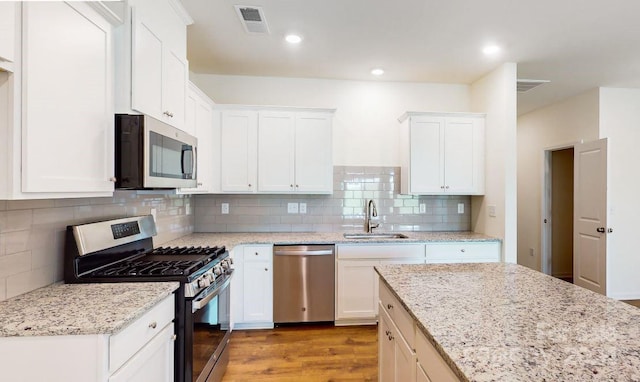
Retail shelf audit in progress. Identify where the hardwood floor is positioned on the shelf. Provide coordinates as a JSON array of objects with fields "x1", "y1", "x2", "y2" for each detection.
[{"x1": 221, "y1": 324, "x2": 378, "y2": 382}]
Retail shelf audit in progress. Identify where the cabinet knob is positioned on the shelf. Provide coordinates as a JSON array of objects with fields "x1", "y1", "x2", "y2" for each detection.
[
  {"x1": 248, "y1": 184, "x2": 252, "y2": 187},
  {"x1": 461, "y1": 249, "x2": 465, "y2": 253},
  {"x1": 387, "y1": 303, "x2": 393, "y2": 310},
  {"x1": 446, "y1": 185, "x2": 450, "y2": 189},
  {"x1": 163, "y1": 111, "x2": 174, "y2": 118},
  {"x1": 264, "y1": 268, "x2": 268, "y2": 271},
  {"x1": 171, "y1": 334, "x2": 177, "y2": 341},
  {"x1": 388, "y1": 334, "x2": 394, "y2": 341},
  {"x1": 385, "y1": 330, "x2": 391, "y2": 336},
  {"x1": 440, "y1": 186, "x2": 445, "y2": 189},
  {"x1": 109, "y1": 177, "x2": 117, "y2": 182},
  {"x1": 295, "y1": 184, "x2": 299, "y2": 188},
  {"x1": 255, "y1": 252, "x2": 259, "y2": 256},
  {"x1": 148, "y1": 321, "x2": 157, "y2": 329},
  {"x1": 290, "y1": 184, "x2": 294, "y2": 188}
]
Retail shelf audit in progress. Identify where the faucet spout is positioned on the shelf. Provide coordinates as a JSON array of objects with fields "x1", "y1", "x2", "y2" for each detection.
[{"x1": 365, "y1": 199, "x2": 379, "y2": 233}]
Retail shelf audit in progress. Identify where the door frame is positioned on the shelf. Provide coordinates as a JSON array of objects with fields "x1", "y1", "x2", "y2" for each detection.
[{"x1": 541, "y1": 142, "x2": 578, "y2": 275}]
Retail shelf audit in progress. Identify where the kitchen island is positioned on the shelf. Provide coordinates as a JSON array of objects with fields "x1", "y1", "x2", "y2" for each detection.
[{"x1": 375, "y1": 263, "x2": 640, "y2": 381}]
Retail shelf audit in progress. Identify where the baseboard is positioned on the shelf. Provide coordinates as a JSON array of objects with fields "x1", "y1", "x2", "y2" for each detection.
[
  {"x1": 334, "y1": 318, "x2": 377, "y2": 326},
  {"x1": 233, "y1": 322, "x2": 275, "y2": 330}
]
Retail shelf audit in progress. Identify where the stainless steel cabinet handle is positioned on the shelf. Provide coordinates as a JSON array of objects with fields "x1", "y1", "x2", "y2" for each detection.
[
  {"x1": 597, "y1": 227, "x2": 605, "y2": 233},
  {"x1": 149, "y1": 321, "x2": 157, "y2": 329}
]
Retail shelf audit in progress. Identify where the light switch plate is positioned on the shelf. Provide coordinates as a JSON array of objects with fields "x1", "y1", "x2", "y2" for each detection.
[
  {"x1": 221, "y1": 203, "x2": 229, "y2": 214},
  {"x1": 488, "y1": 205, "x2": 496, "y2": 217},
  {"x1": 299, "y1": 203, "x2": 307, "y2": 214},
  {"x1": 419, "y1": 203, "x2": 426, "y2": 214},
  {"x1": 457, "y1": 203, "x2": 464, "y2": 214},
  {"x1": 287, "y1": 203, "x2": 299, "y2": 214}
]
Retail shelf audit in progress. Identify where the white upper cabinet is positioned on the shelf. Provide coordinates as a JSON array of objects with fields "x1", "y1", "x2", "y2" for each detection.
[
  {"x1": 179, "y1": 82, "x2": 216, "y2": 194},
  {"x1": 0, "y1": 2, "x2": 17, "y2": 71},
  {"x1": 116, "y1": 0, "x2": 192, "y2": 130},
  {"x1": 399, "y1": 112, "x2": 485, "y2": 195},
  {"x1": 220, "y1": 110, "x2": 258, "y2": 192},
  {"x1": 219, "y1": 105, "x2": 334, "y2": 194},
  {"x1": 0, "y1": 2, "x2": 117, "y2": 199}
]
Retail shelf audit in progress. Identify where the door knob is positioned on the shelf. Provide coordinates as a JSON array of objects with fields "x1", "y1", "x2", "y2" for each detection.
[{"x1": 596, "y1": 227, "x2": 605, "y2": 233}]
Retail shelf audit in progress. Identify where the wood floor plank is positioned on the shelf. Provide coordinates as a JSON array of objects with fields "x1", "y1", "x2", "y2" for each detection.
[{"x1": 222, "y1": 325, "x2": 378, "y2": 382}]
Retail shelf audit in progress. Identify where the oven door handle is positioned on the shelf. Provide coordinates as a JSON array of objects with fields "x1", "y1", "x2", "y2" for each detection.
[{"x1": 192, "y1": 271, "x2": 233, "y2": 313}]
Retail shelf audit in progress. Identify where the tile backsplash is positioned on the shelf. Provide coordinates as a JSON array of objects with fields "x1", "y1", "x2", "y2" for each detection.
[
  {"x1": 0, "y1": 191, "x2": 193, "y2": 301},
  {"x1": 195, "y1": 166, "x2": 471, "y2": 233}
]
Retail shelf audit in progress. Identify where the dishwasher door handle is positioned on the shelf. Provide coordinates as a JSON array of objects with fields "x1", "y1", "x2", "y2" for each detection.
[{"x1": 274, "y1": 249, "x2": 334, "y2": 256}]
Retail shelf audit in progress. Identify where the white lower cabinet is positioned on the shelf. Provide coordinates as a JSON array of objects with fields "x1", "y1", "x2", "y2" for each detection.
[
  {"x1": 0, "y1": 294, "x2": 175, "y2": 382},
  {"x1": 335, "y1": 244, "x2": 425, "y2": 323},
  {"x1": 232, "y1": 245, "x2": 274, "y2": 329},
  {"x1": 416, "y1": 364, "x2": 431, "y2": 382},
  {"x1": 425, "y1": 241, "x2": 501, "y2": 263},
  {"x1": 415, "y1": 328, "x2": 460, "y2": 382}
]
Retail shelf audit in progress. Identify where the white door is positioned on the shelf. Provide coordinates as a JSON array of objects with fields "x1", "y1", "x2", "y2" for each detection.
[
  {"x1": 242, "y1": 259, "x2": 273, "y2": 322},
  {"x1": 336, "y1": 260, "x2": 379, "y2": 320},
  {"x1": 258, "y1": 111, "x2": 295, "y2": 192},
  {"x1": 221, "y1": 110, "x2": 257, "y2": 192},
  {"x1": 410, "y1": 117, "x2": 445, "y2": 193},
  {"x1": 22, "y1": 2, "x2": 114, "y2": 193},
  {"x1": 295, "y1": 112, "x2": 333, "y2": 193},
  {"x1": 444, "y1": 118, "x2": 475, "y2": 193},
  {"x1": 573, "y1": 139, "x2": 607, "y2": 295}
]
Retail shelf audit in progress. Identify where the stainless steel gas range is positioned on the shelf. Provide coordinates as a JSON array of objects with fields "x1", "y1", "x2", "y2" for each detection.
[{"x1": 64, "y1": 215, "x2": 232, "y2": 382}]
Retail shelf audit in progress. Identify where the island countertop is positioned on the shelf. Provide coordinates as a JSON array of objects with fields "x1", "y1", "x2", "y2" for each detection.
[
  {"x1": 165, "y1": 231, "x2": 499, "y2": 250},
  {"x1": 0, "y1": 282, "x2": 179, "y2": 337},
  {"x1": 375, "y1": 263, "x2": 640, "y2": 381}
]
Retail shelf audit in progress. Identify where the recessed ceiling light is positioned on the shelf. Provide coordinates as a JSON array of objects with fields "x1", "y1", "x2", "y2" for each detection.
[
  {"x1": 285, "y1": 34, "x2": 302, "y2": 44},
  {"x1": 371, "y1": 68, "x2": 384, "y2": 76},
  {"x1": 482, "y1": 45, "x2": 501, "y2": 55}
]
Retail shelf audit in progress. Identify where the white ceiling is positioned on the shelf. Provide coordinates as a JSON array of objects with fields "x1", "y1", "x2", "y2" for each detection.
[{"x1": 181, "y1": 0, "x2": 640, "y2": 115}]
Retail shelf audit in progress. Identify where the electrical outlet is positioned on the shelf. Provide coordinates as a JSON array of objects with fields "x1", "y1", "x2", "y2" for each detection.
[
  {"x1": 287, "y1": 203, "x2": 299, "y2": 214},
  {"x1": 419, "y1": 203, "x2": 426, "y2": 214},
  {"x1": 529, "y1": 248, "x2": 535, "y2": 256},
  {"x1": 221, "y1": 203, "x2": 229, "y2": 214},
  {"x1": 488, "y1": 205, "x2": 497, "y2": 217},
  {"x1": 457, "y1": 203, "x2": 464, "y2": 214},
  {"x1": 299, "y1": 203, "x2": 307, "y2": 214}
]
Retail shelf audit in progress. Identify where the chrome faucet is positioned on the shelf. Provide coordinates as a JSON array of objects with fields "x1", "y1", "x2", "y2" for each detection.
[{"x1": 365, "y1": 199, "x2": 379, "y2": 233}]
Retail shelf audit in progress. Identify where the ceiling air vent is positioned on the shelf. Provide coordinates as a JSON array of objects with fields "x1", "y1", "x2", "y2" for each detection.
[
  {"x1": 517, "y1": 79, "x2": 550, "y2": 93},
  {"x1": 234, "y1": 5, "x2": 270, "y2": 34}
]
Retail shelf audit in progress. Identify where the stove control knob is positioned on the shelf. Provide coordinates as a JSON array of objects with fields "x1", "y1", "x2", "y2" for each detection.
[
  {"x1": 213, "y1": 265, "x2": 223, "y2": 276},
  {"x1": 206, "y1": 273, "x2": 215, "y2": 283},
  {"x1": 198, "y1": 277, "x2": 210, "y2": 288},
  {"x1": 221, "y1": 260, "x2": 230, "y2": 270}
]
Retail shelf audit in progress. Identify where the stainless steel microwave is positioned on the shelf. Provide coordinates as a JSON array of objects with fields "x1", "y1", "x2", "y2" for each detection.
[{"x1": 115, "y1": 114, "x2": 197, "y2": 189}]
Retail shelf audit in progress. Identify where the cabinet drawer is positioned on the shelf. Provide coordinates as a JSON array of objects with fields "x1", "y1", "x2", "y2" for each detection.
[
  {"x1": 425, "y1": 242, "x2": 500, "y2": 263},
  {"x1": 379, "y1": 282, "x2": 415, "y2": 349},
  {"x1": 243, "y1": 245, "x2": 272, "y2": 262},
  {"x1": 109, "y1": 294, "x2": 175, "y2": 373},
  {"x1": 415, "y1": 329, "x2": 460, "y2": 382},
  {"x1": 337, "y1": 244, "x2": 424, "y2": 259}
]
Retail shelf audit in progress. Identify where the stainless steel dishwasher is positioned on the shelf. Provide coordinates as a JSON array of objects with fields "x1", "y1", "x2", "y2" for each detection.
[{"x1": 273, "y1": 244, "x2": 335, "y2": 324}]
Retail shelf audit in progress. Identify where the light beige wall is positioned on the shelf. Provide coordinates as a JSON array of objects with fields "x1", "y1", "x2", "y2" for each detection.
[
  {"x1": 599, "y1": 87, "x2": 640, "y2": 299},
  {"x1": 516, "y1": 89, "x2": 599, "y2": 271},
  {"x1": 190, "y1": 73, "x2": 470, "y2": 167},
  {"x1": 470, "y1": 63, "x2": 518, "y2": 263}
]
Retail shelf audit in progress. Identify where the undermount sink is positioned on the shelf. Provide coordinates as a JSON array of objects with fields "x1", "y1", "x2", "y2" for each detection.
[{"x1": 343, "y1": 233, "x2": 409, "y2": 239}]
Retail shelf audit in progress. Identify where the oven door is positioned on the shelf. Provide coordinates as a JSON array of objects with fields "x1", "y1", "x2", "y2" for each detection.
[
  {"x1": 143, "y1": 115, "x2": 198, "y2": 188},
  {"x1": 187, "y1": 273, "x2": 232, "y2": 382}
]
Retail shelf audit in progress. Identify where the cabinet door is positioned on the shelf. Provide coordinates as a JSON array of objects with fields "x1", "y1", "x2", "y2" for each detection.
[
  {"x1": 258, "y1": 111, "x2": 295, "y2": 192},
  {"x1": 410, "y1": 117, "x2": 445, "y2": 193},
  {"x1": 221, "y1": 110, "x2": 257, "y2": 192},
  {"x1": 444, "y1": 118, "x2": 475, "y2": 193},
  {"x1": 194, "y1": 100, "x2": 214, "y2": 192},
  {"x1": 378, "y1": 307, "x2": 395, "y2": 382},
  {"x1": 109, "y1": 323, "x2": 174, "y2": 382},
  {"x1": 295, "y1": 112, "x2": 333, "y2": 193},
  {"x1": 417, "y1": 363, "x2": 432, "y2": 382},
  {"x1": 394, "y1": 330, "x2": 416, "y2": 382},
  {"x1": 22, "y1": 2, "x2": 114, "y2": 193},
  {"x1": 183, "y1": 87, "x2": 198, "y2": 136},
  {"x1": 162, "y1": 49, "x2": 187, "y2": 129},
  {"x1": 0, "y1": 2, "x2": 16, "y2": 65},
  {"x1": 131, "y1": 9, "x2": 163, "y2": 120},
  {"x1": 242, "y1": 247, "x2": 273, "y2": 323},
  {"x1": 336, "y1": 260, "x2": 379, "y2": 320}
]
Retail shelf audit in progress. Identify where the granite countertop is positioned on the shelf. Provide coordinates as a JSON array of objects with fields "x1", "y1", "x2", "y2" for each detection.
[
  {"x1": 375, "y1": 263, "x2": 640, "y2": 381},
  {"x1": 0, "y1": 282, "x2": 179, "y2": 337},
  {"x1": 164, "y1": 231, "x2": 499, "y2": 250}
]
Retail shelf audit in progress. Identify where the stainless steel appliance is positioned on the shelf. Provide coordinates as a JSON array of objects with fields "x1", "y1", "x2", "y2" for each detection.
[
  {"x1": 273, "y1": 244, "x2": 335, "y2": 323},
  {"x1": 64, "y1": 215, "x2": 232, "y2": 382},
  {"x1": 115, "y1": 114, "x2": 197, "y2": 189}
]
